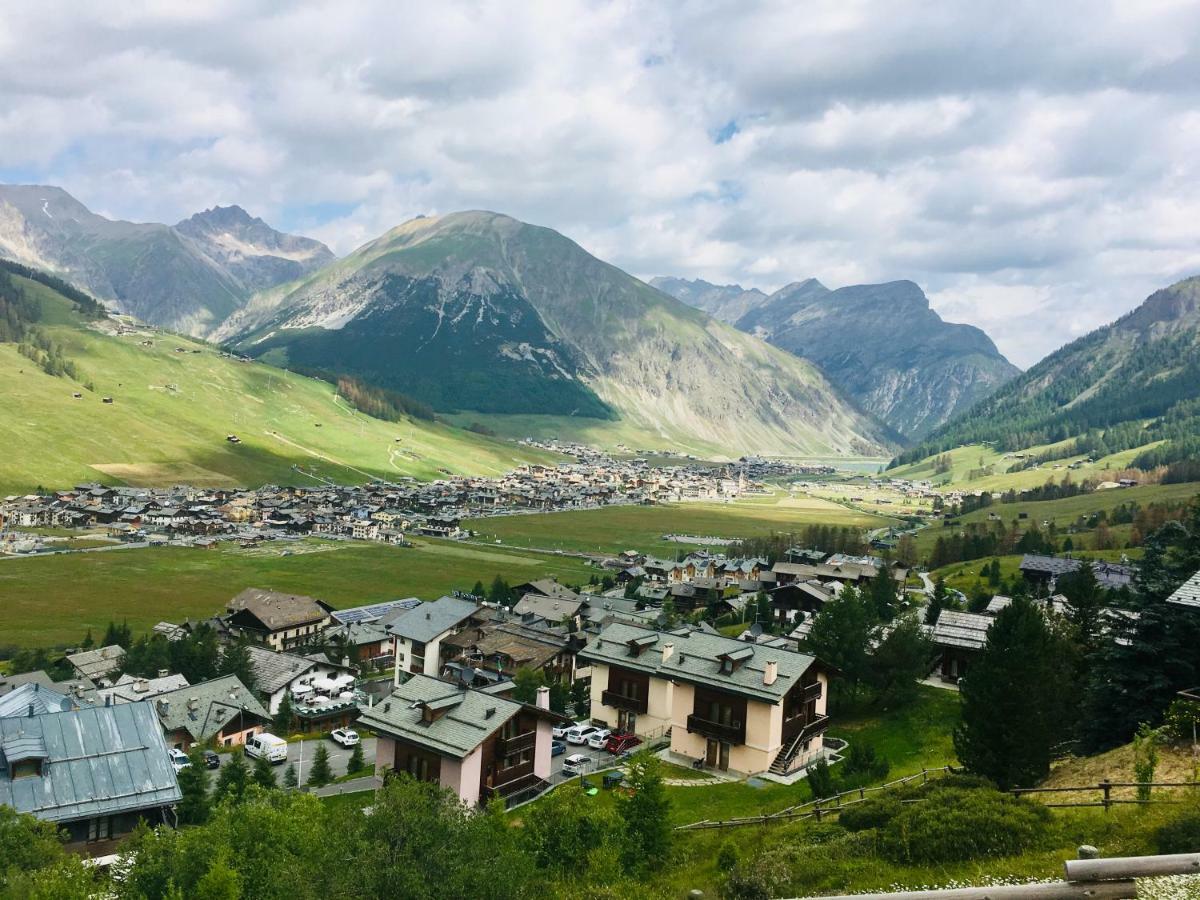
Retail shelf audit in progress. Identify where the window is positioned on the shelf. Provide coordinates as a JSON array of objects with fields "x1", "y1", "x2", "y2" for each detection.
[
  {"x1": 87, "y1": 817, "x2": 111, "y2": 842},
  {"x1": 12, "y1": 759, "x2": 42, "y2": 779},
  {"x1": 501, "y1": 748, "x2": 532, "y2": 771}
]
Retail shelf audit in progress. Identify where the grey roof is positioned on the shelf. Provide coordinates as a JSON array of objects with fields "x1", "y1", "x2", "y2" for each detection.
[
  {"x1": 98, "y1": 673, "x2": 190, "y2": 705},
  {"x1": 0, "y1": 683, "x2": 75, "y2": 718},
  {"x1": 357, "y1": 674, "x2": 522, "y2": 758},
  {"x1": 65, "y1": 645, "x2": 126, "y2": 681},
  {"x1": 325, "y1": 620, "x2": 390, "y2": 647},
  {"x1": 518, "y1": 579, "x2": 580, "y2": 602},
  {"x1": 1167, "y1": 570, "x2": 1200, "y2": 608},
  {"x1": 246, "y1": 645, "x2": 321, "y2": 695},
  {"x1": 0, "y1": 701, "x2": 181, "y2": 823},
  {"x1": 228, "y1": 588, "x2": 331, "y2": 630},
  {"x1": 330, "y1": 598, "x2": 421, "y2": 625},
  {"x1": 512, "y1": 593, "x2": 584, "y2": 621},
  {"x1": 1019, "y1": 554, "x2": 1081, "y2": 576},
  {"x1": 930, "y1": 610, "x2": 993, "y2": 651},
  {"x1": 579, "y1": 623, "x2": 819, "y2": 704},
  {"x1": 386, "y1": 596, "x2": 480, "y2": 643},
  {"x1": 0, "y1": 670, "x2": 59, "y2": 697},
  {"x1": 153, "y1": 675, "x2": 269, "y2": 743}
]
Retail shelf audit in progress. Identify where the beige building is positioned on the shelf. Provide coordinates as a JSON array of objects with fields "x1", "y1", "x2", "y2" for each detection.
[{"x1": 579, "y1": 624, "x2": 830, "y2": 777}]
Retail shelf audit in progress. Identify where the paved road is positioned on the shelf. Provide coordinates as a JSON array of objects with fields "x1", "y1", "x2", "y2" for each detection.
[{"x1": 277, "y1": 735, "x2": 377, "y2": 784}]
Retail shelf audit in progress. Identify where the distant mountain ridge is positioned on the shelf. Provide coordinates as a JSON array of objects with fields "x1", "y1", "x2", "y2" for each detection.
[
  {"x1": 653, "y1": 275, "x2": 1019, "y2": 439},
  {"x1": 0, "y1": 184, "x2": 333, "y2": 335},
  {"x1": 894, "y1": 275, "x2": 1200, "y2": 470},
  {"x1": 223, "y1": 211, "x2": 898, "y2": 458}
]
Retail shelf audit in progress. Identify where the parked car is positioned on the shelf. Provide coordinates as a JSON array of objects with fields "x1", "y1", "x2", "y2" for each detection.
[
  {"x1": 551, "y1": 740, "x2": 567, "y2": 757},
  {"x1": 605, "y1": 732, "x2": 642, "y2": 755},
  {"x1": 561, "y1": 753, "x2": 592, "y2": 776},
  {"x1": 167, "y1": 748, "x2": 191, "y2": 773},
  {"x1": 586, "y1": 728, "x2": 612, "y2": 749},
  {"x1": 244, "y1": 732, "x2": 288, "y2": 764},
  {"x1": 202, "y1": 749, "x2": 221, "y2": 769},
  {"x1": 330, "y1": 728, "x2": 359, "y2": 747},
  {"x1": 553, "y1": 719, "x2": 586, "y2": 739},
  {"x1": 564, "y1": 724, "x2": 599, "y2": 745}
]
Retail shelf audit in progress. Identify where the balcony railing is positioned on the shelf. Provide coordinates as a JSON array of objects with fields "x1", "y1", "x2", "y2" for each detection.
[
  {"x1": 496, "y1": 730, "x2": 536, "y2": 756},
  {"x1": 602, "y1": 689, "x2": 648, "y2": 714},
  {"x1": 686, "y1": 714, "x2": 745, "y2": 745},
  {"x1": 801, "y1": 682, "x2": 822, "y2": 702},
  {"x1": 797, "y1": 714, "x2": 830, "y2": 742}
]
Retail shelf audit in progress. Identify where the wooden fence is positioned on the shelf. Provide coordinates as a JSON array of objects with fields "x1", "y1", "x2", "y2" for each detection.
[
  {"x1": 1010, "y1": 779, "x2": 1200, "y2": 811},
  {"x1": 785, "y1": 850, "x2": 1200, "y2": 899},
  {"x1": 673, "y1": 765, "x2": 959, "y2": 832}
]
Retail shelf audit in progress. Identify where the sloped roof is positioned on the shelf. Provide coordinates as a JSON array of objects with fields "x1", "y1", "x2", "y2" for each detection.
[
  {"x1": 1167, "y1": 570, "x2": 1200, "y2": 608},
  {"x1": 99, "y1": 673, "x2": 189, "y2": 705},
  {"x1": 0, "y1": 701, "x2": 181, "y2": 823},
  {"x1": 579, "y1": 622, "x2": 819, "y2": 704},
  {"x1": 385, "y1": 596, "x2": 480, "y2": 643},
  {"x1": 930, "y1": 610, "x2": 993, "y2": 651},
  {"x1": 512, "y1": 593, "x2": 583, "y2": 622},
  {"x1": 227, "y1": 588, "x2": 332, "y2": 630},
  {"x1": 357, "y1": 674, "x2": 522, "y2": 758},
  {"x1": 246, "y1": 645, "x2": 319, "y2": 695},
  {"x1": 153, "y1": 675, "x2": 269, "y2": 743},
  {"x1": 330, "y1": 597, "x2": 420, "y2": 625},
  {"x1": 0, "y1": 683, "x2": 75, "y2": 718},
  {"x1": 65, "y1": 645, "x2": 125, "y2": 681}
]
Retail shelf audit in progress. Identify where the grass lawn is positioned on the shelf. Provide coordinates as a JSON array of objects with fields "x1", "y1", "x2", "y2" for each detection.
[
  {"x1": 468, "y1": 490, "x2": 891, "y2": 555},
  {"x1": 0, "y1": 537, "x2": 595, "y2": 648}
]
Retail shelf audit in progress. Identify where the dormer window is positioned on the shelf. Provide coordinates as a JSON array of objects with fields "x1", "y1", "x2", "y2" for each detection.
[{"x1": 717, "y1": 645, "x2": 754, "y2": 674}]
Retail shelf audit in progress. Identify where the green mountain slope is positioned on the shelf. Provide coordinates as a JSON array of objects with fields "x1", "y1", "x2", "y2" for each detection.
[
  {"x1": 893, "y1": 276, "x2": 1200, "y2": 471},
  {"x1": 655, "y1": 276, "x2": 1020, "y2": 440},
  {"x1": 222, "y1": 211, "x2": 897, "y2": 459},
  {"x1": 0, "y1": 269, "x2": 558, "y2": 493},
  {"x1": 0, "y1": 185, "x2": 334, "y2": 335}
]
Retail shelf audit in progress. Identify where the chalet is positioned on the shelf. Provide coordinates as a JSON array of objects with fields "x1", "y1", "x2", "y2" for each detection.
[
  {"x1": 360, "y1": 675, "x2": 566, "y2": 808},
  {"x1": 153, "y1": 675, "x2": 270, "y2": 751},
  {"x1": 225, "y1": 588, "x2": 334, "y2": 651},
  {"x1": 65, "y1": 645, "x2": 126, "y2": 686},
  {"x1": 929, "y1": 610, "x2": 993, "y2": 682},
  {"x1": 441, "y1": 621, "x2": 578, "y2": 684},
  {"x1": 246, "y1": 645, "x2": 354, "y2": 716},
  {"x1": 324, "y1": 620, "x2": 393, "y2": 669},
  {"x1": 0, "y1": 700, "x2": 181, "y2": 856},
  {"x1": 511, "y1": 592, "x2": 585, "y2": 623},
  {"x1": 580, "y1": 623, "x2": 831, "y2": 777},
  {"x1": 1019, "y1": 555, "x2": 1135, "y2": 592},
  {"x1": 386, "y1": 596, "x2": 484, "y2": 681}
]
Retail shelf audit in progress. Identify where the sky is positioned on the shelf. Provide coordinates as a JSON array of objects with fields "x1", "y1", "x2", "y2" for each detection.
[{"x1": 3, "y1": 1, "x2": 1200, "y2": 367}]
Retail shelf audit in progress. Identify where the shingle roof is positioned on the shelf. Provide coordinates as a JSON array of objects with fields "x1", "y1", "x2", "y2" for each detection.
[
  {"x1": 246, "y1": 645, "x2": 320, "y2": 695},
  {"x1": 512, "y1": 593, "x2": 583, "y2": 621},
  {"x1": 385, "y1": 596, "x2": 480, "y2": 643},
  {"x1": 153, "y1": 675, "x2": 269, "y2": 743},
  {"x1": 579, "y1": 623, "x2": 818, "y2": 703},
  {"x1": 356, "y1": 674, "x2": 522, "y2": 758},
  {"x1": 227, "y1": 588, "x2": 331, "y2": 630},
  {"x1": 0, "y1": 701, "x2": 181, "y2": 823},
  {"x1": 98, "y1": 673, "x2": 190, "y2": 705},
  {"x1": 930, "y1": 610, "x2": 993, "y2": 651},
  {"x1": 65, "y1": 645, "x2": 126, "y2": 681},
  {"x1": 1167, "y1": 570, "x2": 1200, "y2": 608}
]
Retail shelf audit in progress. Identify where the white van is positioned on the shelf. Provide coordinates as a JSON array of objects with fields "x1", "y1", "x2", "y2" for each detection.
[{"x1": 244, "y1": 732, "x2": 288, "y2": 764}]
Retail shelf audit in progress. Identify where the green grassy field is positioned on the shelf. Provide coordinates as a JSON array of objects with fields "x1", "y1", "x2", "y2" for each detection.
[
  {"x1": 468, "y1": 491, "x2": 892, "y2": 555},
  {"x1": 890, "y1": 440, "x2": 1166, "y2": 492},
  {"x1": 0, "y1": 279, "x2": 561, "y2": 493},
  {"x1": 0, "y1": 537, "x2": 595, "y2": 649}
]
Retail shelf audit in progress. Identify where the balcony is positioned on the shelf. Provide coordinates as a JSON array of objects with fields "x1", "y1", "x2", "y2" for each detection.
[
  {"x1": 801, "y1": 682, "x2": 823, "y2": 702},
  {"x1": 686, "y1": 714, "x2": 745, "y2": 745},
  {"x1": 496, "y1": 730, "x2": 536, "y2": 756},
  {"x1": 602, "y1": 689, "x2": 648, "y2": 714},
  {"x1": 797, "y1": 714, "x2": 830, "y2": 742}
]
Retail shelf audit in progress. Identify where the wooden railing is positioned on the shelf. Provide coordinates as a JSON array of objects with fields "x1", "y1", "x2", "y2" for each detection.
[
  {"x1": 1010, "y1": 779, "x2": 1200, "y2": 810},
  {"x1": 496, "y1": 731, "x2": 536, "y2": 756},
  {"x1": 675, "y1": 765, "x2": 958, "y2": 831},
  {"x1": 601, "y1": 689, "x2": 648, "y2": 714},
  {"x1": 685, "y1": 713, "x2": 744, "y2": 745},
  {"x1": 785, "y1": 851, "x2": 1200, "y2": 899}
]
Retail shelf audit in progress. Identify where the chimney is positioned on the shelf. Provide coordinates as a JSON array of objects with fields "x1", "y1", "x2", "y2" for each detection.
[
  {"x1": 535, "y1": 685, "x2": 550, "y2": 710},
  {"x1": 27, "y1": 703, "x2": 34, "y2": 718},
  {"x1": 764, "y1": 660, "x2": 778, "y2": 686},
  {"x1": 134, "y1": 678, "x2": 149, "y2": 693},
  {"x1": 105, "y1": 693, "x2": 113, "y2": 707},
  {"x1": 158, "y1": 669, "x2": 170, "y2": 678},
  {"x1": 662, "y1": 642, "x2": 675, "y2": 663},
  {"x1": 157, "y1": 699, "x2": 169, "y2": 716},
  {"x1": 187, "y1": 697, "x2": 199, "y2": 711}
]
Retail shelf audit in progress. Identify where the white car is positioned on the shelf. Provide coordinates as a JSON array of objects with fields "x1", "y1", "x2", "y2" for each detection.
[
  {"x1": 561, "y1": 753, "x2": 592, "y2": 776},
  {"x1": 564, "y1": 724, "x2": 599, "y2": 745},
  {"x1": 330, "y1": 728, "x2": 359, "y2": 747},
  {"x1": 167, "y1": 748, "x2": 191, "y2": 773},
  {"x1": 586, "y1": 728, "x2": 612, "y2": 749},
  {"x1": 553, "y1": 719, "x2": 586, "y2": 739}
]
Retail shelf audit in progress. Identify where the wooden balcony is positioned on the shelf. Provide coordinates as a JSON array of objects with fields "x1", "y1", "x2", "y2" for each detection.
[
  {"x1": 496, "y1": 731, "x2": 536, "y2": 756},
  {"x1": 801, "y1": 682, "x2": 823, "y2": 702},
  {"x1": 602, "y1": 689, "x2": 648, "y2": 714},
  {"x1": 797, "y1": 714, "x2": 830, "y2": 742},
  {"x1": 686, "y1": 714, "x2": 745, "y2": 745}
]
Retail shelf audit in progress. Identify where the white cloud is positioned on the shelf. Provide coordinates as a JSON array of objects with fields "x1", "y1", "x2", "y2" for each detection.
[{"x1": 2, "y1": 0, "x2": 1200, "y2": 366}]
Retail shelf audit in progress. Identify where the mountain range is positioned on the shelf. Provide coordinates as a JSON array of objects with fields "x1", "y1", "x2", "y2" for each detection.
[
  {"x1": 652, "y1": 276, "x2": 1020, "y2": 440},
  {"x1": 0, "y1": 184, "x2": 333, "y2": 335},
  {"x1": 218, "y1": 211, "x2": 897, "y2": 458},
  {"x1": 893, "y1": 275, "x2": 1200, "y2": 470}
]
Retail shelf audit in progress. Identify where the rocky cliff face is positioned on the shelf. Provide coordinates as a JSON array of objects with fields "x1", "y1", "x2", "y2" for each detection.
[
  {"x1": 648, "y1": 277, "x2": 767, "y2": 324},
  {"x1": 655, "y1": 275, "x2": 1019, "y2": 440},
  {"x1": 229, "y1": 211, "x2": 898, "y2": 457},
  {"x1": 0, "y1": 185, "x2": 333, "y2": 335}
]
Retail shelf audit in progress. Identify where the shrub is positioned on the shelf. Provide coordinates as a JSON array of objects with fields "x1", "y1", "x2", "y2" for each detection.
[
  {"x1": 716, "y1": 841, "x2": 739, "y2": 872},
  {"x1": 878, "y1": 787, "x2": 1051, "y2": 864},
  {"x1": 1156, "y1": 805, "x2": 1200, "y2": 854},
  {"x1": 807, "y1": 758, "x2": 836, "y2": 799},
  {"x1": 841, "y1": 742, "x2": 890, "y2": 782},
  {"x1": 1162, "y1": 699, "x2": 1200, "y2": 745},
  {"x1": 838, "y1": 796, "x2": 902, "y2": 833}
]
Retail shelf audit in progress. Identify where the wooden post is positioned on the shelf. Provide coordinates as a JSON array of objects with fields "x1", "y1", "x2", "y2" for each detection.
[{"x1": 1100, "y1": 780, "x2": 1112, "y2": 812}]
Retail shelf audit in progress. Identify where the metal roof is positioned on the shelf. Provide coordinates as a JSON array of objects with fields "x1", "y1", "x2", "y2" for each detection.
[
  {"x1": 1167, "y1": 570, "x2": 1200, "y2": 608},
  {"x1": 0, "y1": 701, "x2": 181, "y2": 823},
  {"x1": 0, "y1": 683, "x2": 75, "y2": 718},
  {"x1": 385, "y1": 596, "x2": 480, "y2": 643}
]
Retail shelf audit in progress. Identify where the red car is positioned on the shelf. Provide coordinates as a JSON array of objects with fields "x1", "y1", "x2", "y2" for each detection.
[{"x1": 605, "y1": 732, "x2": 641, "y2": 755}]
